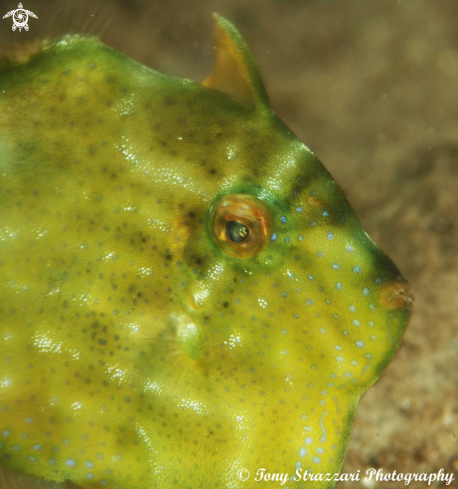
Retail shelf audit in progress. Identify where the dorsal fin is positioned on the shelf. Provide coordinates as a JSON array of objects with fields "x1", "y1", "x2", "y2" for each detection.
[{"x1": 202, "y1": 14, "x2": 270, "y2": 108}]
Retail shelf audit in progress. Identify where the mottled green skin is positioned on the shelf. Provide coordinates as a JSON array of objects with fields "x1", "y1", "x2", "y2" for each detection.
[{"x1": 0, "y1": 25, "x2": 410, "y2": 489}]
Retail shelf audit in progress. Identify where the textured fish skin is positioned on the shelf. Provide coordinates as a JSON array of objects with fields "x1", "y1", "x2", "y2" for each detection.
[{"x1": 0, "y1": 16, "x2": 412, "y2": 489}]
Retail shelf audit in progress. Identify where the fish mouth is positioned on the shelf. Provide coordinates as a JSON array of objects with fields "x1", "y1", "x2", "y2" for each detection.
[{"x1": 378, "y1": 277, "x2": 414, "y2": 310}]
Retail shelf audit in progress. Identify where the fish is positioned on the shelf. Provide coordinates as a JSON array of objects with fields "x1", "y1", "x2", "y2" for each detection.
[{"x1": 0, "y1": 14, "x2": 413, "y2": 489}]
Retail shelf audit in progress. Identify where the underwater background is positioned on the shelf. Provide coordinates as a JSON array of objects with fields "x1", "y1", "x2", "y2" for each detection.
[{"x1": 0, "y1": 0, "x2": 457, "y2": 488}]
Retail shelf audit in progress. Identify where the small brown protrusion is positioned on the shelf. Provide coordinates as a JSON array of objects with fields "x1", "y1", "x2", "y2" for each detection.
[
  {"x1": 378, "y1": 278, "x2": 414, "y2": 310},
  {"x1": 1, "y1": 39, "x2": 47, "y2": 65},
  {"x1": 201, "y1": 14, "x2": 270, "y2": 107},
  {"x1": 202, "y1": 15, "x2": 254, "y2": 104}
]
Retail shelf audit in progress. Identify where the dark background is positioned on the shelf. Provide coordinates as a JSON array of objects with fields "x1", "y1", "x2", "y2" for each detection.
[{"x1": 1, "y1": 0, "x2": 457, "y2": 487}]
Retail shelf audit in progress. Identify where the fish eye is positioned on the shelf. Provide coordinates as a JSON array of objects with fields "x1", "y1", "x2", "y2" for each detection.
[
  {"x1": 211, "y1": 194, "x2": 272, "y2": 258},
  {"x1": 225, "y1": 220, "x2": 249, "y2": 243}
]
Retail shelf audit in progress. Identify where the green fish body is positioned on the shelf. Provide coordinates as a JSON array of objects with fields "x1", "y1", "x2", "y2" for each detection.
[{"x1": 0, "y1": 16, "x2": 412, "y2": 489}]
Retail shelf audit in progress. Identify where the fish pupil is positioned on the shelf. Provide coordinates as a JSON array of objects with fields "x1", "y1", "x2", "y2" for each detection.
[{"x1": 225, "y1": 220, "x2": 249, "y2": 243}]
